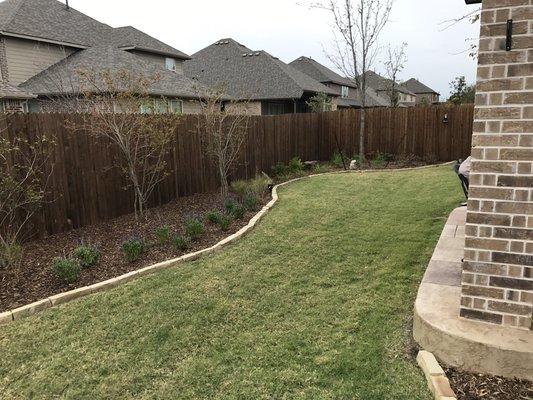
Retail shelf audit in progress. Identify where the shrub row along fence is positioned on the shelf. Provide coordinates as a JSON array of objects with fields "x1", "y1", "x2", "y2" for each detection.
[{"x1": 3, "y1": 104, "x2": 474, "y2": 236}]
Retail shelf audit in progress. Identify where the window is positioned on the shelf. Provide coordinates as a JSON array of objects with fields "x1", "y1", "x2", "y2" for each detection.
[
  {"x1": 165, "y1": 57, "x2": 176, "y2": 72},
  {"x1": 341, "y1": 86, "x2": 349, "y2": 98},
  {"x1": 169, "y1": 99, "x2": 183, "y2": 114},
  {"x1": 28, "y1": 100, "x2": 40, "y2": 113},
  {"x1": 140, "y1": 102, "x2": 153, "y2": 114},
  {"x1": 140, "y1": 99, "x2": 183, "y2": 114},
  {"x1": 154, "y1": 99, "x2": 167, "y2": 114}
]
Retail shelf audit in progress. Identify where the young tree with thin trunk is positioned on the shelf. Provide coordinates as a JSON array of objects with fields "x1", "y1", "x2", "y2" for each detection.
[
  {"x1": 312, "y1": 0, "x2": 393, "y2": 162},
  {"x1": 196, "y1": 88, "x2": 250, "y2": 199},
  {"x1": 384, "y1": 42, "x2": 407, "y2": 107},
  {"x1": 72, "y1": 69, "x2": 180, "y2": 219}
]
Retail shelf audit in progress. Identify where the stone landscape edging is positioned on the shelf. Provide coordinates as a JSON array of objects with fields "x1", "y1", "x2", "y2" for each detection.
[
  {"x1": 417, "y1": 350, "x2": 457, "y2": 400},
  {"x1": 0, "y1": 162, "x2": 453, "y2": 326}
]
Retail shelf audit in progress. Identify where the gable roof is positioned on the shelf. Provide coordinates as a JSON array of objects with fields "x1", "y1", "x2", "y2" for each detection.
[
  {"x1": 184, "y1": 38, "x2": 337, "y2": 101},
  {"x1": 111, "y1": 26, "x2": 190, "y2": 60},
  {"x1": 362, "y1": 70, "x2": 416, "y2": 96},
  {"x1": 0, "y1": 0, "x2": 188, "y2": 58},
  {"x1": 0, "y1": 80, "x2": 35, "y2": 98},
  {"x1": 0, "y1": 0, "x2": 110, "y2": 47},
  {"x1": 401, "y1": 78, "x2": 439, "y2": 95},
  {"x1": 20, "y1": 45, "x2": 208, "y2": 99},
  {"x1": 289, "y1": 57, "x2": 357, "y2": 88}
]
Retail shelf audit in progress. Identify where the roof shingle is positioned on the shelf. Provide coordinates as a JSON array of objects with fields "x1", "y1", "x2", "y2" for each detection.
[
  {"x1": 401, "y1": 78, "x2": 439, "y2": 95},
  {"x1": 289, "y1": 57, "x2": 357, "y2": 88},
  {"x1": 184, "y1": 39, "x2": 337, "y2": 101},
  {"x1": 0, "y1": 0, "x2": 189, "y2": 58},
  {"x1": 20, "y1": 45, "x2": 209, "y2": 99}
]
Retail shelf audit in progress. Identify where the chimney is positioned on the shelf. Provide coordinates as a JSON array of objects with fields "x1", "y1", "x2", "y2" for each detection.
[{"x1": 65, "y1": 0, "x2": 69, "y2": 10}]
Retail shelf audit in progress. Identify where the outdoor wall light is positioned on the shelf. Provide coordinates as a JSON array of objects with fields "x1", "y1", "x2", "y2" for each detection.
[{"x1": 443, "y1": 114, "x2": 449, "y2": 124}]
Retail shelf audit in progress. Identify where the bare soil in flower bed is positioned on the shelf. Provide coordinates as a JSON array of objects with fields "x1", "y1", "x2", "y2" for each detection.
[
  {"x1": 0, "y1": 192, "x2": 268, "y2": 312},
  {"x1": 445, "y1": 367, "x2": 533, "y2": 400}
]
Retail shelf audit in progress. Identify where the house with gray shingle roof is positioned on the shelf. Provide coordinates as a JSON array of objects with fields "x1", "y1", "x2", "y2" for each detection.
[
  {"x1": 184, "y1": 39, "x2": 339, "y2": 115},
  {"x1": 0, "y1": 0, "x2": 208, "y2": 113},
  {"x1": 401, "y1": 78, "x2": 440, "y2": 105},
  {"x1": 289, "y1": 56, "x2": 391, "y2": 108},
  {"x1": 360, "y1": 70, "x2": 417, "y2": 107}
]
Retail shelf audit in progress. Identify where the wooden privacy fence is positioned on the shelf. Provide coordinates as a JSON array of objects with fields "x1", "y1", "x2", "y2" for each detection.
[{"x1": 3, "y1": 104, "x2": 474, "y2": 236}]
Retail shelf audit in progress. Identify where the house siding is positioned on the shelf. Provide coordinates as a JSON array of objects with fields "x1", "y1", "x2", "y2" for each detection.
[
  {"x1": 4, "y1": 37, "x2": 76, "y2": 85},
  {"x1": 129, "y1": 50, "x2": 184, "y2": 74},
  {"x1": 460, "y1": 0, "x2": 533, "y2": 331},
  {"x1": 415, "y1": 92, "x2": 439, "y2": 105},
  {"x1": 182, "y1": 99, "x2": 203, "y2": 114},
  {"x1": 225, "y1": 101, "x2": 262, "y2": 115},
  {"x1": 325, "y1": 82, "x2": 358, "y2": 102}
]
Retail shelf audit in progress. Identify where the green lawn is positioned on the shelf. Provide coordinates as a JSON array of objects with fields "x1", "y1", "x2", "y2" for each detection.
[{"x1": 0, "y1": 166, "x2": 462, "y2": 400}]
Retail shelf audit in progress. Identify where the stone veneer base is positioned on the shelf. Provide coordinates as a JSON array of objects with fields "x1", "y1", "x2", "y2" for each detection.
[
  {"x1": 413, "y1": 207, "x2": 533, "y2": 381},
  {"x1": 0, "y1": 162, "x2": 453, "y2": 326}
]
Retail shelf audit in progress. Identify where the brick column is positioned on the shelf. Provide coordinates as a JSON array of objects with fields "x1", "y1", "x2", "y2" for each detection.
[{"x1": 460, "y1": 0, "x2": 532, "y2": 330}]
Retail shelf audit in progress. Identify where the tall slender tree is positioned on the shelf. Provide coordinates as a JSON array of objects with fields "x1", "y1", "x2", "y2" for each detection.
[
  {"x1": 384, "y1": 42, "x2": 407, "y2": 107},
  {"x1": 312, "y1": 0, "x2": 393, "y2": 161}
]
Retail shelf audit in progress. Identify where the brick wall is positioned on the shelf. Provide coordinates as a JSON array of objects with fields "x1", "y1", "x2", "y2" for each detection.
[{"x1": 460, "y1": 0, "x2": 532, "y2": 330}]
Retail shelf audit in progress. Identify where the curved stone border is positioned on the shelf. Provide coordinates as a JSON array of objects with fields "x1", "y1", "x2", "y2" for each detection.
[
  {"x1": 0, "y1": 162, "x2": 452, "y2": 326},
  {"x1": 417, "y1": 351, "x2": 457, "y2": 400}
]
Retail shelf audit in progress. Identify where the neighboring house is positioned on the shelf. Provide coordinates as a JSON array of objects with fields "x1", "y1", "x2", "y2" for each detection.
[
  {"x1": 0, "y1": 0, "x2": 208, "y2": 113},
  {"x1": 401, "y1": 78, "x2": 440, "y2": 105},
  {"x1": 289, "y1": 56, "x2": 360, "y2": 109},
  {"x1": 184, "y1": 39, "x2": 338, "y2": 115},
  {"x1": 361, "y1": 70, "x2": 417, "y2": 107},
  {"x1": 289, "y1": 56, "x2": 390, "y2": 109}
]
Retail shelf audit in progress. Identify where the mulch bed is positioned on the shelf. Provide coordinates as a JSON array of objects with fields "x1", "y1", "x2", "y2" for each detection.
[
  {"x1": 0, "y1": 192, "x2": 267, "y2": 312},
  {"x1": 445, "y1": 367, "x2": 533, "y2": 400},
  {"x1": 0, "y1": 158, "x2": 434, "y2": 313}
]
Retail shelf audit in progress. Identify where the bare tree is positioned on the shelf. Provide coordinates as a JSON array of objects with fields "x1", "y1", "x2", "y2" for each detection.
[
  {"x1": 72, "y1": 69, "x2": 180, "y2": 219},
  {"x1": 384, "y1": 42, "x2": 407, "y2": 107},
  {"x1": 439, "y1": 8, "x2": 481, "y2": 59},
  {"x1": 311, "y1": 0, "x2": 393, "y2": 161},
  {"x1": 0, "y1": 119, "x2": 55, "y2": 267},
  {"x1": 196, "y1": 88, "x2": 250, "y2": 199}
]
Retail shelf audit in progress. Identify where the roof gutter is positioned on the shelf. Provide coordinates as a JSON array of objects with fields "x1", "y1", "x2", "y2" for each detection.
[
  {"x1": 0, "y1": 31, "x2": 88, "y2": 49},
  {"x1": 464, "y1": 0, "x2": 481, "y2": 3}
]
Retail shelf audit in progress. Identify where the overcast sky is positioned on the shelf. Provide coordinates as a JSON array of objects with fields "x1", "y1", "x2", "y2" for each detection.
[{"x1": 69, "y1": 0, "x2": 480, "y2": 99}]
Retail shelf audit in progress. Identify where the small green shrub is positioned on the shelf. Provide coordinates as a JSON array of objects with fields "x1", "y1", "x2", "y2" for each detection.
[
  {"x1": 271, "y1": 162, "x2": 290, "y2": 177},
  {"x1": 154, "y1": 225, "x2": 171, "y2": 245},
  {"x1": 122, "y1": 237, "x2": 145, "y2": 263},
  {"x1": 52, "y1": 257, "x2": 81, "y2": 283},
  {"x1": 172, "y1": 235, "x2": 190, "y2": 252},
  {"x1": 243, "y1": 194, "x2": 259, "y2": 211},
  {"x1": 206, "y1": 211, "x2": 223, "y2": 224},
  {"x1": 331, "y1": 151, "x2": 348, "y2": 168},
  {"x1": 289, "y1": 157, "x2": 304, "y2": 172},
  {"x1": 217, "y1": 214, "x2": 233, "y2": 231},
  {"x1": 73, "y1": 244, "x2": 100, "y2": 268},
  {"x1": 372, "y1": 152, "x2": 393, "y2": 168},
  {"x1": 231, "y1": 175, "x2": 272, "y2": 200},
  {"x1": 225, "y1": 199, "x2": 245, "y2": 219},
  {"x1": 0, "y1": 242, "x2": 22, "y2": 269},
  {"x1": 185, "y1": 218, "x2": 204, "y2": 240},
  {"x1": 312, "y1": 164, "x2": 331, "y2": 174}
]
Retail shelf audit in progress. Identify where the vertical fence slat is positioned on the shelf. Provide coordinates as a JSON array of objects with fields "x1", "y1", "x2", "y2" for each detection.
[{"x1": 5, "y1": 105, "x2": 473, "y2": 236}]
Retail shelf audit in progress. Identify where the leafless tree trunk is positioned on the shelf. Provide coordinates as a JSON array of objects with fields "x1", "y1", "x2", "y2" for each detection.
[
  {"x1": 312, "y1": 0, "x2": 393, "y2": 161},
  {"x1": 196, "y1": 88, "x2": 250, "y2": 200},
  {"x1": 384, "y1": 42, "x2": 407, "y2": 107}
]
